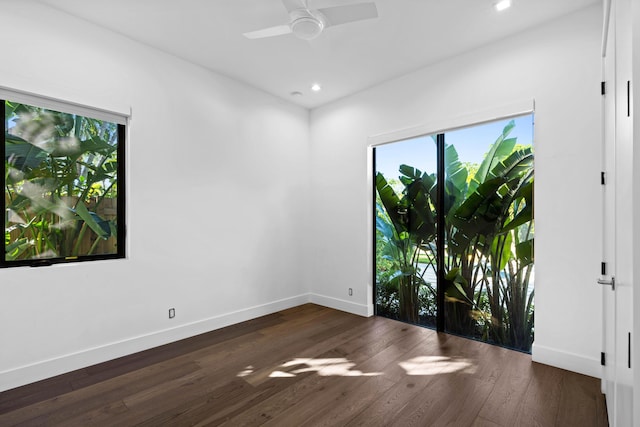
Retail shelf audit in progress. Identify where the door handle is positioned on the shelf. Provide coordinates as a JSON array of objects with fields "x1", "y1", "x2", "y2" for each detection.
[{"x1": 598, "y1": 276, "x2": 615, "y2": 290}]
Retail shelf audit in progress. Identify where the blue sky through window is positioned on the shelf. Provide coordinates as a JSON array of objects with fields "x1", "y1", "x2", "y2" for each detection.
[{"x1": 375, "y1": 114, "x2": 534, "y2": 180}]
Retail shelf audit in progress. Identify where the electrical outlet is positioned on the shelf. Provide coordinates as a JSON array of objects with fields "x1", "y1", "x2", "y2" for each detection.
[
  {"x1": 348, "y1": 288, "x2": 353, "y2": 296},
  {"x1": 169, "y1": 308, "x2": 175, "y2": 319}
]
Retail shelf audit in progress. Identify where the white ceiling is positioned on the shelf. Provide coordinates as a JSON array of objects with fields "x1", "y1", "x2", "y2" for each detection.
[{"x1": 35, "y1": 0, "x2": 599, "y2": 109}]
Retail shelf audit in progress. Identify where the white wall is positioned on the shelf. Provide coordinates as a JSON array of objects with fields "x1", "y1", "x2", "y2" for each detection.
[
  {"x1": 308, "y1": 5, "x2": 604, "y2": 377},
  {"x1": 0, "y1": 1, "x2": 311, "y2": 391}
]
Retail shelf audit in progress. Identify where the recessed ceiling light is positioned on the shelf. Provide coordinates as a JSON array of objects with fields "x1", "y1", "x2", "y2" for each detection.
[
  {"x1": 290, "y1": 91, "x2": 303, "y2": 97},
  {"x1": 495, "y1": 0, "x2": 511, "y2": 11},
  {"x1": 311, "y1": 83, "x2": 322, "y2": 92}
]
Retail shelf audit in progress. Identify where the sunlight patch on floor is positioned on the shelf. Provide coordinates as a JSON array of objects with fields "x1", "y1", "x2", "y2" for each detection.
[
  {"x1": 399, "y1": 356, "x2": 475, "y2": 375},
  {"x1": 235, "y1": 358, "x2": 382, "y2": 378},
  {"x1": 237, "y1": 365, "x2": 254, "y2": 377},
  {"x1": 270, "y1": 358, "x2": 382, "y2": 377},
  {"x1": 237, "y1": 355, "x2": 476, "y2": 379}
]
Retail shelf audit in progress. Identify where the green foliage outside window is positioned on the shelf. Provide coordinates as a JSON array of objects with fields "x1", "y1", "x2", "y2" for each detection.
[{"x1": 3, "y1": 99, "x2": 124, "y2": 265}]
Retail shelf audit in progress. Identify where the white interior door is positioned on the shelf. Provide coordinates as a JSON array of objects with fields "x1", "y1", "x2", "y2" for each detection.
[
  {"x1": 602, "y1": 1, "x2": 634, "y2": 425},
  {"x1": 601, "y1": 0, "x2": 617, "y2": 419},
  {"x1": 612, "y1": 0, "x2": 634, "y2": 423}
]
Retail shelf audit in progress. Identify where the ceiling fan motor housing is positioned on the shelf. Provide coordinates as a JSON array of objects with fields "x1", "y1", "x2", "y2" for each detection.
[{"x1": 290, "y1": 9, "x2": 325, "y2": 40}]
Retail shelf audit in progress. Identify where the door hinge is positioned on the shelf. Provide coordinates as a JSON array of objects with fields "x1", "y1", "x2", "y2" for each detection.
[
  {"x1": 601, "y1": 262, "x2": 607, "y2": 275},
  {"x1": 601, "y1": 81, "x2": 606, "y2": 95},
  {"x1": 601, "y1": 172, "x2": 606, "y2": 185},
  {"x1": 601, "y1": 352, "x2": 606, "y2": 366}
]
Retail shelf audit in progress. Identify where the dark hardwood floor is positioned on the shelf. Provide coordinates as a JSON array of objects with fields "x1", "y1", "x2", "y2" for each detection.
[{"x1": 0, "y1": 304, "x2": 608, "y2": 426}]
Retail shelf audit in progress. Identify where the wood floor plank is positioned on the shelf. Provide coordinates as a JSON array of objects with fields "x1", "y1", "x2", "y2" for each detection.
[
  {"x1": 344, "y1": 375, "x2": 436, "y2": 426},
  {"x1": 0, "y1": 369, "x2": 89, "y2": 414},
  {"x1": 217, "y1": 367, "x2": 338, "y2": 425},
  {"x1": 185, "y1": 377, "x2": 299, "y2": 426},
  {"x1": 0, "y1": 360, "x2": 201, "y2": 426},
  {"x1": 297, "y1": 376, "x2": 397, "y2": 427},
  {"x1": 472, "y1": 416, "x2": 505, "y2": 426},
  {"x1": 555, "y1": 371, "x2": 609, "y2": 427},
  {"x1": 257, "y1": 371, "x2": 374, "y2": 426},
  {"x1": 392, "y1": 374, "x2": 494, "y2": 426},
  {"x1": 120, "y1": 378, "x2": 263, "y2": 426},
  {"x1": 53, "y1": 400, "x2": 129, "y2": 427},
  {"x1": 0, "y1": 304, "x2": 608, "y2": 427},
  {"x1": 476, "y1": 345, "x2": 535, "y2": 426},
  {"x1": 512, "y1": 362, "x2": 564, "y2": 426}
]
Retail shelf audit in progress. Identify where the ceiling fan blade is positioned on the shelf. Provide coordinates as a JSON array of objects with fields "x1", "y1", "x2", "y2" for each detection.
[
  {"x1": 282, "y1": 0, "x2": 307, "y2": 13},
  {"x1": 318, "y1": 2, "x2": 378, "y2": 27},
  {"x1": 243, "y1": 24, "x2": 292, "y2": 39}
]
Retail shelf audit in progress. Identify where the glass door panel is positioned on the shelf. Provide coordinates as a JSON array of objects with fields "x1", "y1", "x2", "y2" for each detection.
[
  {"x1": 444, "y1": 116, "x2": 534, "y2": 352},
  {"x1": 374, "y1": 135, "x2": 438, "y2": 328}
]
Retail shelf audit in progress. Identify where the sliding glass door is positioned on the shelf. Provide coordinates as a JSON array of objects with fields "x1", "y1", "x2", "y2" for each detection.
[
  {"x1": 375, "y1": 134, "x2": 438, "y2": 328},
  {"x1": 374, "y1": 115, "x2": 534, "y2": 352}
]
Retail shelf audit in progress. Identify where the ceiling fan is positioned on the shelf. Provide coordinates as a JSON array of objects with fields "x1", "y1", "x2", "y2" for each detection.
[{"x1": 243, "y1": 0, "x2": 378, "y2": 41}]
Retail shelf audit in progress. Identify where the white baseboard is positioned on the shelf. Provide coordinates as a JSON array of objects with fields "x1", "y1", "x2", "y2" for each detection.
[
  {"x1": 0, "y1": 294, "x2": 310, "y2": 393},
  {"x1": 532, "y1": 343, "x2": 602, "y2": 379},
  {"x1": 309, "y1": 293, "x2": 372, "y2": 317}
]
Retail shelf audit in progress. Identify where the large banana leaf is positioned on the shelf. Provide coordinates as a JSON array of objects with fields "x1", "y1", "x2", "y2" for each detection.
[
  {"x1": 376, "y1": 172, "x2": 406, "y2": 235},
  {"x1": 75, "y1": 202, "x2": 111, "y2": 239},
  {"x1": 468, "y1": 120, "x2": 516, "y2": 197},
  {"x1": 444, "y1": 267, "x2": 473, "y2": 305},
  {"x1": 5, "y1": 238, "x2": 33, "y2": 261},
  {"x1": 445, "y1": 144, "x2": 468, "y2": 193},
  {"x1": 42, "y1": 135, "x2": 115, "y2": 158},
  {"x1": 378, "y1": 168, "x2": 437, "y2": 243},
  {"x1": 5, "y1": 133, "x2": 48, "y2": 170},
  {"x1": 398, "y1": 165, "x2": 437, "y2": 242},
  {"x1": 515, "y1": 239, "x2": 534, "y2": 267},
  {"x1": 376, "y1": 211, "x2": 395, "y2": 242},
  {"x1": 501, "y1": 179, "x2": 533, "y2": 234},
  {"x1": 8, "y1": 183, "x2": 76, "y2": 221},
  {"x1": 452, "y1": 149, "x2": 533, "y2": 226},
  {"x1": 491, "y1": 230, "x2": 513, "y2": 271},
  {"x1": 488, "y1": 147, "x2": 533, "y2": 181}
]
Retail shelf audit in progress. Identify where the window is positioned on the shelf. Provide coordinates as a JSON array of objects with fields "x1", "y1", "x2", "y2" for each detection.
[{"x1": 2, "y1": 91, "x2": 126, "y2": 267}]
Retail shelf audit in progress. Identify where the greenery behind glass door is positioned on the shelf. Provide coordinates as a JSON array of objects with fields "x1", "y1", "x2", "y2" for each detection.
[{"x1": 375, "y1": 116, "x2": 534, "y2": 352}]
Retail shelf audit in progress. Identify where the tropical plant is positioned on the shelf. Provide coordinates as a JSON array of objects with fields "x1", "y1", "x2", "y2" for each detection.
[
  {"x1": 445, "y1": 122, "x2": 534, "y2": 346},
  {"x1": 375, "y1": 166, "x2": 437, "y2": 323},
  {"x1": 4, "y1": 100, "x2": 120, "y2": 261}
]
